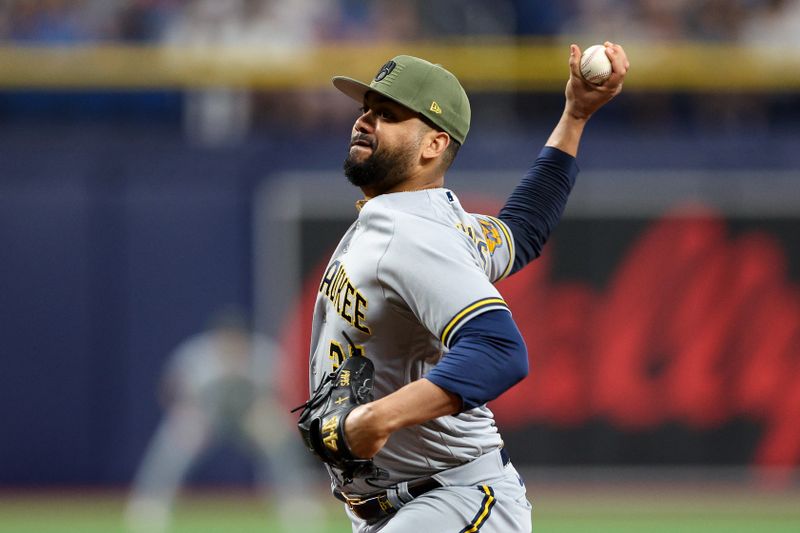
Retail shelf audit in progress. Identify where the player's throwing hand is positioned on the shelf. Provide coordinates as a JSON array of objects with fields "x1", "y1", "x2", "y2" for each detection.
[{"x1": 566, "y1": 42, "x2": 630, "y2": 121}]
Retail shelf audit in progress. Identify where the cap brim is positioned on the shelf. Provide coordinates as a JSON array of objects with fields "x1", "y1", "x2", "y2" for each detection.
[{"x1": 332, "y1": 76, "x2": 372, "y2": 104}]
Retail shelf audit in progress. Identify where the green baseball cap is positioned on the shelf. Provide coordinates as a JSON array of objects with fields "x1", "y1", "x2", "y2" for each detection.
[{"x1": 332, "y1": 55, "x2": 471, "y2": 144}]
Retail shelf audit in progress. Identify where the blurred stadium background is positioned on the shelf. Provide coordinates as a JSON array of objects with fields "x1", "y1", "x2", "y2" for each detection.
[{"x1": 1, "y1": 1, "x2": 800, "y2": 532}]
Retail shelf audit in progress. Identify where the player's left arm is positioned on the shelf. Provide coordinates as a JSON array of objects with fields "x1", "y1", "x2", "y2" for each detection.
[
  {"x1": 499, "y1": 42, "x2": 629, "y2": 275},
  {"x1": 343, "y1": 377, "x2": 460, "y2": 460},
  {"x1": 344, "y1": 309, "x2": 526, "y2": 459}
]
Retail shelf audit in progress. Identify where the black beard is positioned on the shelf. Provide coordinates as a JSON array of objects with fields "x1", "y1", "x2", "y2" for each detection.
[{"x1": 343, "y1": 143, "x2": 413, "y2": 192}]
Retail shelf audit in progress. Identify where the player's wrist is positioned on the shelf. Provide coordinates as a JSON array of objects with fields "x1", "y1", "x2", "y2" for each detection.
[
  {"x1": 564, "y1": 105, "x2": 592, "y2": 122},
  {"x1": 364, "y1": 399, "x2": 401, "y2": 435},
  {"x1": 344, "y1": 402, "x2": 391, "y2": 442}
]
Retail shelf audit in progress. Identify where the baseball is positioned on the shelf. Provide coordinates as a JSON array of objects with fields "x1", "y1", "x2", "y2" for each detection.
[{"x1": 580, "y1": 44, "x2": 612, "y2": 84}]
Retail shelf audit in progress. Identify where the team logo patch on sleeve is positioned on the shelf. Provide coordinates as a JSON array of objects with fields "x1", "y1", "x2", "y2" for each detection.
[
  {"x1": 478, "y1": 218, "x2": 503, "y2": 254},
  {"x1": 485, "y1": 216, "x2": 514, "y2": 280}
]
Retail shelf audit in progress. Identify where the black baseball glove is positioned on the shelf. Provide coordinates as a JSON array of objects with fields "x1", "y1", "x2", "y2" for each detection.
[{"x1": 293, "y1": 355, "x2": 377, "y2": 484}]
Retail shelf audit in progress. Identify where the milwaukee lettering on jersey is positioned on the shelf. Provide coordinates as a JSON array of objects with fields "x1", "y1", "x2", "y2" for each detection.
[{"x1": 319, "y1": 260, "x2": 371, "y2": 334}]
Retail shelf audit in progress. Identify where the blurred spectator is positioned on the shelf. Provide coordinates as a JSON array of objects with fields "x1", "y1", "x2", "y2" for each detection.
[
  {"x1": 511, "y1": 0, "x2": 569, "y2": 36},
  {"x1": 0, "y1": 0, "x2": 788, "y2": 44},
  {"x1": 417, "y1": 0, "x2": 517, "y2": 38},
  {"x1": 741, "y1": 0, "x2": 800, "y2": 45},
  {"x1": 636, "y1": 0, "x2": 695, "y2": 40},
  {"x1": 319, "y1": 0, "x2": 422, "y2": 41},
  {"x1": 562, "y1": 0, "x2": 693, "y2": 41},
  {"x1": 117, "y1": 0, "x2": 181, "y2": 42},
  {"x1": 561, "y1": 0, "x2": 634, "y2": 42},
  {"x1": 5, "y1": 0, "x2": 92, "y2": 42},
  {"x1": 124, "y1": 307, "x2": 320, "y2": 533},
  {"x1": 157, "y1": 0, "x2": 336, "y2": 144},
  {"x1": 564, "y1": 0, "x2": 764, "y2": 42},
  {"x1": 687, "y1": 0, "x2": 752, "y2": 41},
  {"x1": 161, "y1": 0, "x2": 330, "y2": 49}
]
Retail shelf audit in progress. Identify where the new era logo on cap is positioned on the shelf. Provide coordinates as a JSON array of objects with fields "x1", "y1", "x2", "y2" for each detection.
[{"x1": 430, "y1": 101, "x2": 442, "y2": 114}]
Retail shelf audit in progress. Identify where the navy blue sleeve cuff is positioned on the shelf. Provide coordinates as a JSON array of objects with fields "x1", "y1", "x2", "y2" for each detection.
[{"x1": 425, "y1": 309, "x2": 528, "y2": 411}]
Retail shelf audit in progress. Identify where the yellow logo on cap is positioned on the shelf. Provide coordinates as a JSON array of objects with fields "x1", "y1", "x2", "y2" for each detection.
[{"x1": 430, "y1": 101, "x2": 442, "y2": 114}]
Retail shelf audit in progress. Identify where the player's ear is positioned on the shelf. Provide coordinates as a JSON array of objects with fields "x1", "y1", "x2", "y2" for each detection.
[{"x1": 420, "y1": 129, "x2": 450, "y2": 164}]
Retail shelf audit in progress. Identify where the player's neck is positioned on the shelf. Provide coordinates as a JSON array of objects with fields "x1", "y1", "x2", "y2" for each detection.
[
  {"x1": 360, "y1": 170, "x2": 445, "y2": 202},
  {"x1": 357, "y1": 181, "x2": 444, "y2": 210}
]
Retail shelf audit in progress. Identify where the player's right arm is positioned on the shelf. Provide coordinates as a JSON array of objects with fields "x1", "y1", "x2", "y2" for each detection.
[
  {"x1": 498, "y1": 42, "x2": 629, "y2": 275},
  {"x1": 546, "y1": 42, "x2": 628, "y2": 156}
]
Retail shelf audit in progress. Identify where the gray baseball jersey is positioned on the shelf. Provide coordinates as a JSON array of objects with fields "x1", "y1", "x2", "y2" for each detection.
[{"x1": 308, "y1": 187, "x2": 516, "y2": 495}]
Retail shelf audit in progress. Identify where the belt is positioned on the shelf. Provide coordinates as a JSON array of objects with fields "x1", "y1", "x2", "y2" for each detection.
[{"x1": 335, "y1": 448, "x2": 510, "y2": 523}]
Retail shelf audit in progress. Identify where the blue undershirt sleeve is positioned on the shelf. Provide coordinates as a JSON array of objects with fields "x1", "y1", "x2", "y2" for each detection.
[
  {"x1": 425, "y1": 309, "x2": 528, "y2": 411},
  {"x1": 498, "y1": 146, "x2": 579, "y2": 275}
]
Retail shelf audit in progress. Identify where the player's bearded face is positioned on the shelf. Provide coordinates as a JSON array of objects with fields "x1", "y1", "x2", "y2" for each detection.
[{"x1": 343, "y1": 133, "x2": 419, "y2": 191}]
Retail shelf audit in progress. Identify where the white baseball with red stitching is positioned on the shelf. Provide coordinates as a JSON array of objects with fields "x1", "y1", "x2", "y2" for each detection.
[{"x1": 580, "y1": 44, "x2": 612, "y2": 85}]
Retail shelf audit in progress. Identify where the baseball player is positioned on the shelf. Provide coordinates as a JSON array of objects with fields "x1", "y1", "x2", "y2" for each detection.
[
  {"x1": 298, "y1": 43, "x2": 629, "y2": 532},
  {"x1": 125, "y1": 309, "x2": 320, "y2": 533}
]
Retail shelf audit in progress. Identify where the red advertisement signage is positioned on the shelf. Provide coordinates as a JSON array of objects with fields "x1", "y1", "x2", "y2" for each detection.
[{"x1": 282, "y1": 207, "x2": 800, "y2": 469}]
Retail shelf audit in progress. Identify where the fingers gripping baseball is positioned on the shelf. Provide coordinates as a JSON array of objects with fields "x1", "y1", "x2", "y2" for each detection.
[{"x1": 566, "y1": 42, "x2": 629, "y2": 120}]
